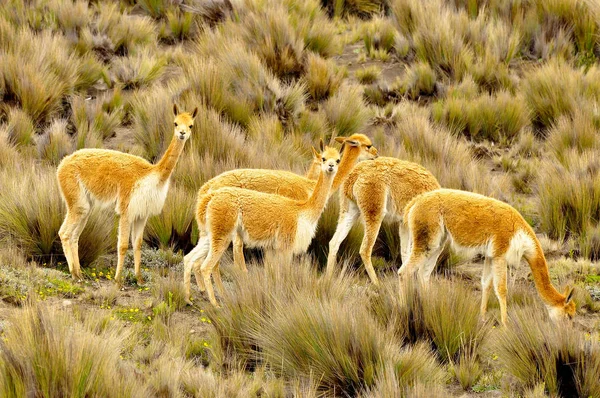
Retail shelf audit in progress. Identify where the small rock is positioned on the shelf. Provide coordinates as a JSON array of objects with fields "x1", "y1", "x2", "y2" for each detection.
[
  {"x1": 62, "y1": 300, "x2": 73, "y2": 307},
  {"x1": 190, "y1": 329, "x2": 196, "y2": 334}
]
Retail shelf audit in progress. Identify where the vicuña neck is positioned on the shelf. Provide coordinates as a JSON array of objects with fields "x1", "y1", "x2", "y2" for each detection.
[
  {"x1": 303, "y1": 170, "x2": 335, "y2": 221},
  {"x1": 154, "y1": 135, "x2": 185, "y2": 184},
  {"x1": 332, "y1": 147, "x2": 360, "y2": 191},
  {"x1": 527, "y1": 238, "x2": 566, "y2": 306},
  {"x1": 305, "y1": 160, "x2": 321, "y2": 180}
]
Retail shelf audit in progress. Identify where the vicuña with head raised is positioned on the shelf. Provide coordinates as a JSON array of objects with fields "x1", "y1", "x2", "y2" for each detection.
[
  {"x1": 184, "y1": 145, "x2": 342, "y2": 306},
  {"x1": 57, "y1": 104, "x2": 198, "y2": 284},
  {"x1": 400, "y1": 189, "x2": 576, "y2": 325},
  {"x1": 183, "y1": 134, "x2": 376, "y2": 296}
]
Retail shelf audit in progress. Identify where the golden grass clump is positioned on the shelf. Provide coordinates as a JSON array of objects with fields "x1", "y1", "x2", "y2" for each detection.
[
  {"x1": 241, "y1": 7, "x2": 305, "y2": 80},
  {"x1": 362, "y1": 17, "x2": 397, "y2": 57},
  {"x1": 256, "y1": 296, "x2": 385, "y2": 395},
  {"x1": 391, "y1": 102, "x2": 492, "y2": 194},
  {"x1": 433, "y1": 91, "x2": 530, "y2": 143},
  {"x1": 0, "y1": 305, "x2": 147, "y2": 397},
  {"x1": 355, "y1": 65, "x2": 381, "y2": 84},
  {"x1": 37, "y1": 119, "x2": 73, "y2": 166},
  {"x1": 536, "y1": 151, "x2": 600, "y2": 257},
  {"x1": 323, "y1": 84, "x2": 371, "y2": 136},
  {"x1": 493, "y1": 307, "x2": 600, "y2": 397},
  {"x1": 109, "y1": 50, "x2": 167, "y2": 90},
  {"x1": 304, "y1": 53, "x2": 345, "y2": 102},
  {"x1": 186, "y1": 37, "x2": 281, "y2": 127},
  {"x1": 396, "y1": 61, "x2": 437, "y2": 100},
  {"x1": 6, "y1": 107, "x2": 35, "y2": 147},
  {"x1": 95, "y1": 2, "x2": 157, "y2": 56}
]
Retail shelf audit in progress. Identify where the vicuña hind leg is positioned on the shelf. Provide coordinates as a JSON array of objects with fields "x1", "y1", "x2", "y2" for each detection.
[
  {"x1": 201, "y1": 238, "x2": 230, "y2": 307},
  {"x1": 233, "y1": 233, "x2": 247, "y2": 273},
  {"x1": 69, "y1": 205, "x2": 91, "y2": 281},
  {"x1": 492, "y1": 257, "x2": 508, "y2": 326},
  {"x1": 326, "y1": 200, "x2": 359, "y2": 276},
  {"x1": 418, "y1": 243, "x2": 445, "y2": 283},
  {"x1": 357, "y1": 189, "x2": 386, "y2": 286},
  {"x1": 59, "y1": 194, "x2": 90, "y2": 281},
  {"x1": 114, "y1": 216, "x2": 131, "y2": 286},
  {"x1": 480, "y1": 257, "x2": 494, "y2": 321},
  {"x1": 398, "y1": 222, "x2": 411, "y2": 264},
  {"x1": 213, "y1": 263, "x2": 225, "y2": 297},
  {"x1": 183, "y1": 237, "x2": 209, "y2": 303},
  {"x1": 130, "y1": 216, "x2": 148, "y2": 284}
]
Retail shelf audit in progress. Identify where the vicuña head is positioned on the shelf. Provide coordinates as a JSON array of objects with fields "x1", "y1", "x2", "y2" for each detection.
[
  {"x1": 400, "y1": 189, "x2": 576, "y2": 325},
  {"x1": 173, "y1": 104, "x2": 197, "y2": 142},
  {"x1": 183, "y1": 144, "x2": 341, "y2": 306},
  {"x1": 57, "y1": 103, "x2": 197, "y2": 285},
  {"x1": 334, "y1": 133, "x2": 378, "y2": 163}
]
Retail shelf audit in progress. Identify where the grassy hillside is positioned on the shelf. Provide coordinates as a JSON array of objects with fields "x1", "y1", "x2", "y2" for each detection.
[{"x1": 0, "y1": 0, "x2": 599, "y2": 396}]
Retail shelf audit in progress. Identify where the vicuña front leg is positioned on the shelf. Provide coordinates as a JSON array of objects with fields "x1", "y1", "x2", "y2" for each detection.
[
  {"x1": 357, "y1": 190, "x2": 385, "y2": 286},
  {"x1": 326, "y1": 201, "x2": 359, "y2": 276},
  {"x1": 130, "y1": 216, "x2": 147, "y2": 285},
  {"x1": 114, "y1": 216, "x2": 131, "y2": 286},
  {"x1": 59, "y1": 201, "x2": 90, "y2": 281},
  {"x1": 480, "y1": 257, "x2": 494, "y2": 322},
  {"x1": 201, "y1": 238, "x2": 230, "y2": 307},
  {"x1": 492, "y1": 257, "x2": 508, "y2": 326},
  {"x1": 183, "y1": 237, "x2": 209, "y2": 304}
]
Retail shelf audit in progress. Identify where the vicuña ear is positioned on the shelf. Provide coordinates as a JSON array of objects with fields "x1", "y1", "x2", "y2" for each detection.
[
  {"x1": 334, "y1": 136, "x2": 345, "y2": 144},
  {"x1": 173, "y1": 103, "x2": 179, "y2": 116},
  {"x1": 319, "y1": 138, "x2": 324, "y2": 152},
  {"x1": 346, "y1": 139, "x2": 360, "y2": 147},
  {"x1": 312, "y1": 146, "x2": 320, "y2": 159},
  {"x1": 565, "y1": 286, "x2": 575, "y2": 303},
  {"x1": 191, "y1": 107, "x2": 198, "y2": 119}
]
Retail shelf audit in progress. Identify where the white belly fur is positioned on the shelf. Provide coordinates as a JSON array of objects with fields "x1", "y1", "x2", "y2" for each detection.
[{"x1": 127, "y1": 173, "x2": 170, "y2": 221}]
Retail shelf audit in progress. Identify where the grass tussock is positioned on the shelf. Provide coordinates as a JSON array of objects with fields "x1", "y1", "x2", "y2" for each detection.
[
  {"x1": 256, "y1": 297, "x2": 385, "y2": 395},
  {"x1": 241, "y1": 7, "x2": 305, "y2": 80},
  {"x1": 536, "y1": 151, "x2": 600, "y2": 251},
  {"x1": 493, "y1": 307, "x2": 600, "y2": 397},
  {"x1": 432, "y1": 91, "x2": 530, "y2": 143},
  {"x1": 355, "y1": 65, "x2": 381, "y2": 84},
  {"x1": 0, "y1": 305, "x2": 147, "y2": 397},
  {"x1": 37, "y1": 119, "x2": 73, "y2": 166},
  {"x1": 304, "y1": 53, "x2": 345, "y2": 101},
  {"x1": 395, "y1": 62, "x2": 437, "y2": 100},
  {"x1": 6, "y1": 107, "x2": 34, "y2": 147},
  {"x1": 323, "y1": 84, "x2": 371, "y2": 136},
  {"x1": 391, "y1": 102, "x2": 492, "y2": 194},
  {"x1": 370, "y1": 277, "x2": 488, "y2": 363}
]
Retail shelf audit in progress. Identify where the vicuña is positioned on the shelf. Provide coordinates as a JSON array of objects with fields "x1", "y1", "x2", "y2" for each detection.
[
  {"x1": 183, "y1": 134, "x2": 377, "y2": 296},
  {"x1": 326, "y1": 157, "x2": 440, "y2": 285},
  {"x1": 184, "y1": 145, "x2": 342, "y2": 306},
  {"x1": 57, "y1": 104, "x2": 197, "y2": 284},
  {"x1": 400, "y1": 189, "x2": 576, "y2": 325}
]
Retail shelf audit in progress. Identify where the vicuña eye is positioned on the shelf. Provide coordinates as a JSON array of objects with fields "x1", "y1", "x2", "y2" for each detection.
[
  {"x1": 174, "y1": 122, "x2": 178, "y2": 127},
  {"x1": 367, "y1": 145, "x2": 372, "y2": 149},
  {"x1": 188, "y1": 125, "x2": 193, "y2": 129},
  {"x1": 336, "y1": 159, "x2": 340, "y2": 164}
]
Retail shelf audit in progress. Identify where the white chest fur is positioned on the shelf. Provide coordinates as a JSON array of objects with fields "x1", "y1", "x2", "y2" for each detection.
[
  {"x1": 128, "y1": 173, "x2": 170, "y2": 221},
  {"x1": 293, "y1": 214, "x2": 318, "y2": 253}
]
